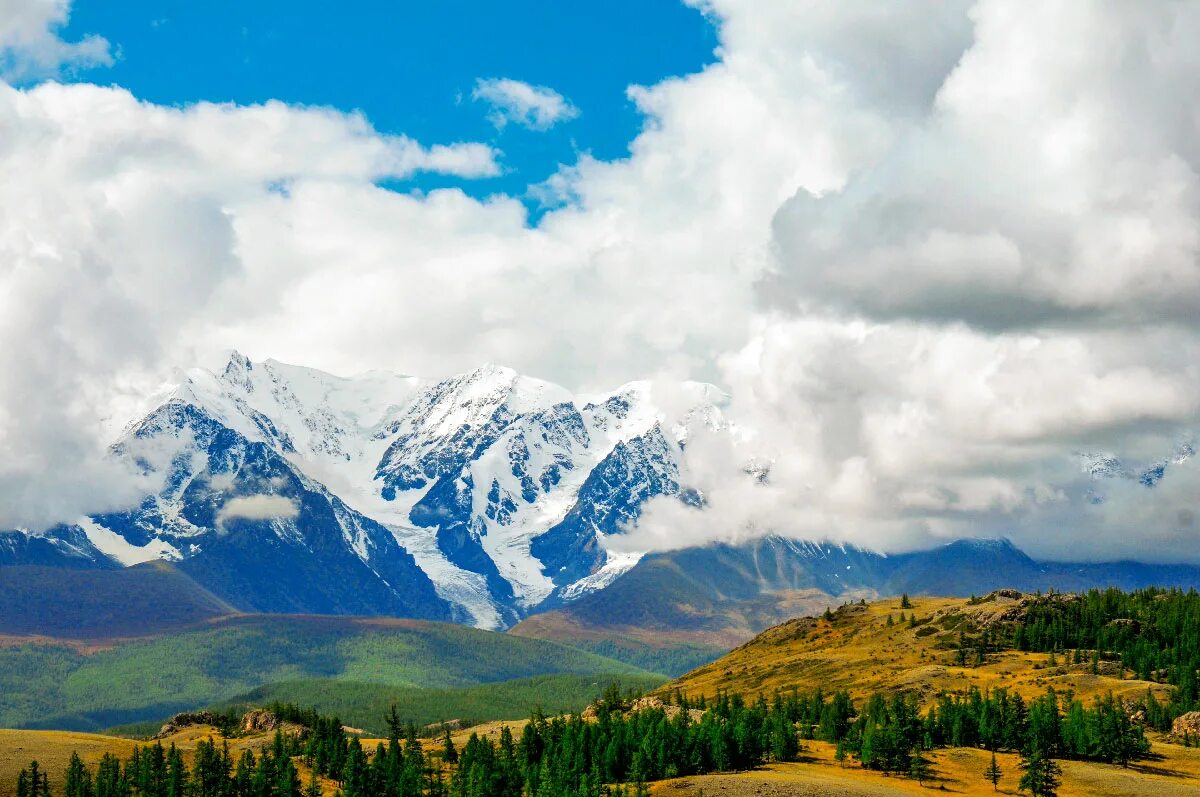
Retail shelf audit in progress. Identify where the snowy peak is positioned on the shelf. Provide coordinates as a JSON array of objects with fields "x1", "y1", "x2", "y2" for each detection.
[{"x1": 83, "y1": 356, "x2": 728, "y2": 629}]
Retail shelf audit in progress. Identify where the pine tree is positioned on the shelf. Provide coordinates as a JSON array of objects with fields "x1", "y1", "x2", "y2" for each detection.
[
  {"x1": 834, "y1": 740, "x2": 847, "y2": 767},
  {"x1": 901, "y1": 593, "x2": 913, "y2": 609},
  {"x1": 983, "y1": 751, "x2": 1002, "y2": 791},
  {"x1": 64, "y1": 753, "x2": 94, "y2": 797},
  {"x1": 1018, "y1": 750, "x2": 1062, "y2": 797},
  {"x1": 909, "y1": 752, "x2": 931, "y2": 785}
]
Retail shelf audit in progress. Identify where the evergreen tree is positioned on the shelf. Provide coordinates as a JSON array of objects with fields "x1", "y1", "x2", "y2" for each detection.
[
  {"x1": 442, "y1": 730, "x2": 458, "y2": 765},
  {"x1": 1018, "y1": 750, "x2": 1061, "y2": 797},
  {"x1": 901, "y1": 593, "x2": 913, "y2": 609},
  {"x1": 983, "y1": 751, "x2": 1002, "y2": 791},
  {"x1": 908, "y1": 752, "x2": 931, "y2": 785},
  {"x1": 64, "y1": 753, "x2": 94, "y2": 797}
]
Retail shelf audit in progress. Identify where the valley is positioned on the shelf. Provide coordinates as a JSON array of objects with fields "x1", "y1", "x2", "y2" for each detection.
[{"x1": 6, "y1": 589, "x2": 1200, "y2": 796}]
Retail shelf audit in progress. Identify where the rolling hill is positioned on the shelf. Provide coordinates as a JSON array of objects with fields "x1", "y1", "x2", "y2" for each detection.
[
  {"x1": 665, "y1": 590, "x2": 1174, "y2": 708},
  {"x1": 0, "y1": 613, "x2": 655, "y2": 732}
]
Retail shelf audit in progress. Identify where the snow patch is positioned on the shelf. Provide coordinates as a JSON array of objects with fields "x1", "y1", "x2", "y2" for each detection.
[{"x1": 77, "y1": 517, "x2": 181, "y2": 566}]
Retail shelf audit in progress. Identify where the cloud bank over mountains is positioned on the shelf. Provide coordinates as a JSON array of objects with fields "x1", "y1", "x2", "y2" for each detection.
[{"x1": 1, "y1": 0, "x2": 1198, "y2": 562}]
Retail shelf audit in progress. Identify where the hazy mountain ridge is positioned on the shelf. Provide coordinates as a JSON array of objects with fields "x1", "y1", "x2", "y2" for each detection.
[{"x1": 512, "y1": 536, "x2": 1200, "y2": 672}]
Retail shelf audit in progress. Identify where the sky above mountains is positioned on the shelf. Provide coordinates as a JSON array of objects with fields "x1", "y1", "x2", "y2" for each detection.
[{"x1": 1, "y1": 0, "x2": 1199, "y2": 563}]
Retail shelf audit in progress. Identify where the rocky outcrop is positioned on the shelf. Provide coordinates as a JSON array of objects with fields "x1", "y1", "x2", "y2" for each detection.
[
  {"x1": 155, "y1": 711, "x2": 223, "y2": 738},
  {"x1": 155, "y1": 708, "x2": 307, "y2": 740},
  {"x1": 1173, "y1": 711, "x2": 1200, "y2": 738},
  {"x1": 241, "y1": 708, "x2": 280, "y2": 734}
]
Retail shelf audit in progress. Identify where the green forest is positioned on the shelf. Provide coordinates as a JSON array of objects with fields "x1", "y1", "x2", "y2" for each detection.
[{"x1": 0, "y1": 617, "x2": 654, "y2": 731}]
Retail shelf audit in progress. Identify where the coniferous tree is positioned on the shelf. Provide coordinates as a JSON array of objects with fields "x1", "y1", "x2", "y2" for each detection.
[
  {"x1": 1018, "y1": 750, "x2": 1061, "y2": 797},
  {"x1": 442, "y1": 730, "x2": 458, "y2": 765},
  {"x1": 64, "y1": 753, "x2": 94, "y2": 797},
  {"x1": 983, "y1": 751, "x2": 1002, "y2": 791},
  {"x1": 908, "y1": 752, "x2": 931, "y2": 785},
  {"x1": 94, "y1": 754, "x2": 128, "y2": 797},
  {"x1": 901, "y1": 593, "x2": 913, "y2": 609}
]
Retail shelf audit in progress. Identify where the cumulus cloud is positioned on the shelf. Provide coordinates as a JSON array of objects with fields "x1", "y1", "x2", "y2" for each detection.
[
  {"x1": 216, "y1": 495, "x2": 301, "y2": 526},
  {"x1": 0, "y1": 82, "x2": 500, "y2": 529},
  {"x1": 764, "y1": 3, "x2": 1200, "y2": 330},
  {"x1": 473, "y1": 77, "x2": 579, "y2": 130},
  {"x1": 624, "y1": 0, "x2": 1200, "y2": 562},
  {"x1": 2, "y1": 0, "x2": 1200, "y2": 563},
  {"x1": 0, "y1": 0, "x2": 111, "y2": 81}
]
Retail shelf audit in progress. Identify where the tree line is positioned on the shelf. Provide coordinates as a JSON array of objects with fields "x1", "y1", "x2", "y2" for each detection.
[
  {"x1": 20, "y1": 679, "x2": 1151, "y2": 797},
  {"x1": 1006, "y1": 586, "x2": 1200, "y2": 724}
]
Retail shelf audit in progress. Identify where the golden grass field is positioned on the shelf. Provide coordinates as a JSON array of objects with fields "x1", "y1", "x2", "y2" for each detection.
[
  {"x1": 650, "y1": 739, "x2": 1200, "y2": 796},
  {"x1": 0, "y1": 725, "x2": 359, "y2": 797}
]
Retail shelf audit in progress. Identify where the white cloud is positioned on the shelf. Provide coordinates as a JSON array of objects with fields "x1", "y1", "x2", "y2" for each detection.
[
  {"x1": 217, "y1": 494, "x2": 301, "y2": 525},
  {"x1": 472, "y1": 77, "x2": 579, "y2": 130},
  {"x1": 2, "y1": 1, "x2": 1200, "y2": 563},
  {"x1": 0, "y1": 0, "x2": 111, "y2": 81}
]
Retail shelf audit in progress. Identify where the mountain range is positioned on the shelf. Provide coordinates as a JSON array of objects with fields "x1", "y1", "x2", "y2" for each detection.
[
  {"x1": 3, "y1": 354, "x2": 1199, "y2": 636},
  {"x1": 1, "y1": 354, "x2": 724, "y2": 628}
]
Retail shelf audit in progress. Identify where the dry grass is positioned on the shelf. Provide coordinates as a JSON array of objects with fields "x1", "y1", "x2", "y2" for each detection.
[
  {"x1": 0, "y1": 726, "x2": 318, "y2": 797},
  {"x1": 651, "y1": 739, "x2": 1200, "y2": 796},
  {"x1": 666, "y1": 594, "x2": 1174, "y2": 709}
]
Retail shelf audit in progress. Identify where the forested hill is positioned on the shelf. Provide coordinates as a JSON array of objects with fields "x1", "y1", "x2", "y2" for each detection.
[
  {"x1": 0, "y1": 614, "x2": 655, "y2": 732},
  {"x1": 667, "y1": 589, "x2": 1197, "y2": 718}
]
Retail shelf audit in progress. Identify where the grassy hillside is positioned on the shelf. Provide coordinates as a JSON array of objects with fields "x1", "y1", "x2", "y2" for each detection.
[
  {"x1": 667, "y1": 592, "x2": 1174, "y2": 708},
  {"x1": 0, "y1": 562, "x2": 235, "y2": 639},
  {"x1": 198, "y1": 672, "x2": 667, "y2": 736},
  {"x1": 0, "y1": 614, "x2": 656, "y2": 732},
  {"x1": 0, "y1": 723, "x2": 322, "y2": 797}
]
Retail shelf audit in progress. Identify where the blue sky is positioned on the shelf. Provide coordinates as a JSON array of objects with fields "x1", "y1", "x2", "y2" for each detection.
[{"x1": 62, "y1": 1, "x2": 717, "y2": 206}]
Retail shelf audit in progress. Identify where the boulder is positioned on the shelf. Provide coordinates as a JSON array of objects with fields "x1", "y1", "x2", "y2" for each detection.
[{"x1": 241, "y1": 708, "x2": 280, "y2": 734}]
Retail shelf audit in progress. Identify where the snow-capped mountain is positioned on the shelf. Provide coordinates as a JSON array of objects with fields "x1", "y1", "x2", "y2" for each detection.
[{"x1": 9, "y1": 354, "x2": 726, "y2": 629}]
